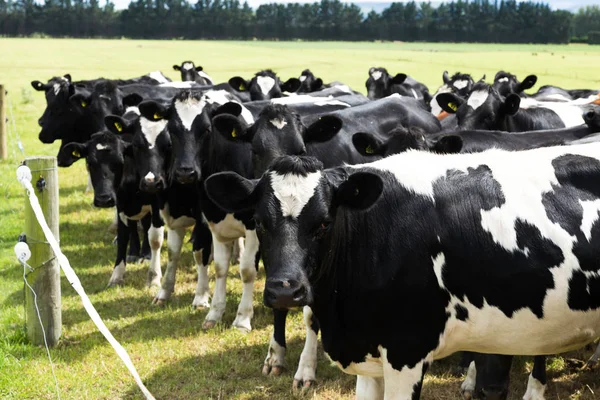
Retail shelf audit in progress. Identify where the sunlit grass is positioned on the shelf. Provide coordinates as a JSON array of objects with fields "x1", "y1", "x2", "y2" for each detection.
[{"x1": 1, "y1": 39, "x2": 599, "y2": 399}]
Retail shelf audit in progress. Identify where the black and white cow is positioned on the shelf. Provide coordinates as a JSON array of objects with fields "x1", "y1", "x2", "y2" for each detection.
[
  {"x1": 173, "y1": 61, "x2": 214, "y2": 85},
  {"x1": 133, "y1": 90, "x2": 258, "y2": 332},
  {"x1": 205, "y1": 146, "x2": 600, "y2": 399},
  {"x1": 57, "y1": 121, "x2": 165, "y2": 288},
  {"x1": 429, "y1": 71, "x2": 477, "y2": 130},
  {"x1": 365, "y1": 67, "x2": 430, "y2": 104},
  {"x1": 532, "y1": 85, "x2": 600, "y2": 103},
  {"x1": 228, "y1": 70, "x2": 301, "y2": 102},
  {"x1": 492, "y1": 71, "x2": 537, "y2": 97},
  {"x1": 296, "y1": 69, "x2": 325, "y2": 93},
  {"x1": 437, "y1": 82, "x2": 585, "y2": 131}
]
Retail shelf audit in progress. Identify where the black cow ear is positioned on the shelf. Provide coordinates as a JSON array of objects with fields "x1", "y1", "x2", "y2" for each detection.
[
  {"x1": 281, "y1": 78, "x2": 301, "y2": 93},
  {"x1": 123, "y1": 93, "x2": 143, "y2": 108},
  {"x1": 214, "y1": 102, "x2": 242, "y2": 118},
  {"x1": 31, "y1": 80, "x2": 48, "y2": 91},
  {"x1": 63, "y1": 74, "x2": 72, "y2": 82},
  {"x1": 431, "y1": 135, "x2": 463, "y2": 154},
  {"x1": 368, "y1": 67, "x2": 376, "y2": 75},
  {"x1": 391, "y1": 73, "x2": 408, "y2": 85},
  {"x1": 442, "y1": 71, "x2": 450, "y2": 84},
  {"x1": 436, "y1": 93, "x2": 464, "y2": 114},
  {"x1": 173, "y1": 65, "x2": 181, "y2": 71},
  {"x1": 310, "y1": 78, "x2": 323, "y2": 92},
  {"x1": 69, "y1": 93, "x2": 92, "y2": 112},
  {"x1": 105, "y1": 115, "x2": 131, "y2": 135},
  {"x1": 518, "y1": 75, "x2": 537, "y2": 92},
  {"x1": 213, "y1": 113, "x2": 250, "y2": 142},
  {"x1": 195, "y1": 65, "x2": 203, "y2": 72},
  {"x1": 352, "y1": 132, "x2": 385, "y2": 156},
  {"x1": 60, "y1": 142, "x2": 88, "y2": 167},
  {"x1": 503, "y1": 94, "x2": 521, "y2": 116},
  {"x1": 229, "y1": 77, "x2": 249, "y2": 92},
  {"x1": 205, "y1": 172, "x2": 260, "y2": 213},
  {"x1": 139, "y1": 100, "x2": 169, "y2": 121},
  {"x1": 304, "y1": 115, "x2": 343, "y2": 143},
  {"x1": 335, "y1": 172, "x2": 383, "y2": 210}
]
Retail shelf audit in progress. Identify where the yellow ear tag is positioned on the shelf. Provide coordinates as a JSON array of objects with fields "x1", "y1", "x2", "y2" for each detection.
[
  {"x1": 239, "y1": 84, "x2": 246, "y2": 91},
  {"x1": 231, "y1": 128, "x2": 238, "y2": 138},
  {"x1": 81, "y1": 100, "x2": 88, "y2": 107},
  {"x1": 448, "y1": 102, "x2": 458, "y2": 112},
  {"x1": 153, "y1": 113, "x2": 162, "y2": 120},
  {"x1": 365, "y1": 145, "x2": 375, "y2": 154},
  {"x1": 115, "y1": 122, "x2": 123, "y2": 132},
  {"x1": 72, "y1": 150, "x2": 81, "y2": 158}
]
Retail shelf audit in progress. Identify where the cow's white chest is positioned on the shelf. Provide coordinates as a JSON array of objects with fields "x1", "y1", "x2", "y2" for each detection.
[
  {"x1": 206, "y1": 213, "x2": 246, "y2": 242},
  {"x1": 330, "y1": 352, "x2": 383, "y2": 377},
  {"x1": 119, "y1": 205, "x2": 151, "y2": 225},
  {"x1": 161, "y1": 204, "x2": 195, "y2": 229},
  {"x1": 257, "y1": 76, "x2": 276, "y2": 95}
]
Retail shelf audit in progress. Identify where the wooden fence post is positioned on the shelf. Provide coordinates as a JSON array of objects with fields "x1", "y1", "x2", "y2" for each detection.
[
  {"x1": 24, "y1": 156, "x2": 61, "y2": 346},
  {"x1": 0, "y1": 85, "x2": 6, "y2": 160}
]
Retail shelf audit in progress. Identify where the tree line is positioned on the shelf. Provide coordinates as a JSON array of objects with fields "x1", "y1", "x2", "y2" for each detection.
[{"x1": 1, "y1": 0, "x2": 599, "y2": 44}]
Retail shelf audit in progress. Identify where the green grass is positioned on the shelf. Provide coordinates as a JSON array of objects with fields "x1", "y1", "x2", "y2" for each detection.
[{"x1": 1, "y1": 39, "x2": 599, "y2": 400}]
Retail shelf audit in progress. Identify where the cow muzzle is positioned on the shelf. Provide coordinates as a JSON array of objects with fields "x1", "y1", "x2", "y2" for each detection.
[
  {"x1": 174, "y1": 168, "x2": 198, "y2": 185},
  {"x1": 264, "y1": 278, "x2": 308, "y2": 309},
  {"x1": 140, "y1": 176, "x2": 165, "y2": 193},
  {"x1": 94, "y1": 194, "x2": 116, "y2": 208}
]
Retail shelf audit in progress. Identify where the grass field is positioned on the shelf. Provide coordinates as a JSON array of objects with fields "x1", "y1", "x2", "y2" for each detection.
[{"x1": 1, "y1": 39, "x2": 600, "y2": 400}]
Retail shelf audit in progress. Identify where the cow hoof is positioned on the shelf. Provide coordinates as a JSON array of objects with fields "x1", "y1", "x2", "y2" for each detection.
[
  {"x1": 106, "y1": 280, "x2": 124, "y2": 288},
  {"x1": 202, "y1": 320, "x2": 217, "y2": 330},
  {"x1": 462, "y1": 390, "x2": 473, "y2": 400},
  {"x1": 146, "y1": 278, "x2": 161, "y2": 289},
  {"x1": 152, "y1": 297, "x2": 166, "y2": 306},
  {"x1": 232, "y1": 316, "x2": 252, "y2": 333},
  {"x1": 293, "y1": 379, "x2": 315, "y2": 391},
  {"x1": 262, "y1": 365, "x2": 283, "y2": 376},
  {"x1": 191, "y1": 296, "x2": 210, "y2": 309}
]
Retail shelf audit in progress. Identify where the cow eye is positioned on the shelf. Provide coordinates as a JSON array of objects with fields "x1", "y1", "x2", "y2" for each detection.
[
  {"x1": 254, "y1": 219, "x2": 264, "y2": 232},
  {"x1": 313, "y1": 220, "x2": 331, "y2": 239}
]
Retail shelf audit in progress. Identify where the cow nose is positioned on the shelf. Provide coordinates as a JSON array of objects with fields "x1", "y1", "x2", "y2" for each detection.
[
  {"x1": 264, "y1": 279, "x2": 307, "y2": 309},
  {"x1": 140, "y1": 176, "x2": 165, "y2": 193},
  {"x1": 94, "y1": 194, "x2": 115, "y2": 208},
  {"x1": 584, "y1": 110, "x2": 596, "y2": 122},
  {"x1": 38, "y1": 118, "x2": 44, "y2": 127},
  {"x1": 175, "y1": 168, "x2": 197, "y2": 184},
  {"x1": 481, "y1": 388, "x2": 508, "y2": 400}
]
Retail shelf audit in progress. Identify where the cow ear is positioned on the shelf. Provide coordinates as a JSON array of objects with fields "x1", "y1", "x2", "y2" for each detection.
[
  {"x1": 214, "y1": 102, "x2": 242, "y2": 118},
  {"x1": 281, "y1": 78, "x2": 302, "y2": 93},
  {"x1": 123, "y1": 93, "x2": 143, "y2": 108},
  {"x1": 63, "y1": 74, "x2": 72, "y2": 82},
  {"x1": 139, "y1": 100, "x2": 169, "y2": 121},
  {"x1": 352, "y1": 132, "x2": 385, "y2": 156},
  {"x1": 303, "y1": 115, "x2": 343, "y2": 143},
  {"x1": 436, "y1": 93, "x2": 464, "y2": 114},
  {"x1": 503, "y1": 94, "x2": 521, "y2": 116},
  {"x1": 368, "y1": 67, "x2": 376, "y2": 75},
  {"x1": 60, "y1": 142, "x2": 88, "y2": 166},
  {"x1": 105, "y1": 115, "x2": 131, "y2": 135},
  {"x1": 69, "y1": 93, "x2": 92, "y2": 112},
  {"x1": 229, "y1": 77, "x2": 249, "y2": 92},
  {"x1": 310, "y1": 78, "x2": 323, "y2": 92},
  {"x1": 335, "y1": 172, "x2": 384, "y2": 210},
  {"x1": 431, "y1": 135, "x2": 463, "y2": 154},
  {"x1": 173, "y1": 65, "x2": 181, "y2": 71},
  {"x1": 205, "y1": 172, "x2": 260, "y2": 213},
  {"x1": 195, "y1": 65, "x2": 204, "y2": 72},
  {"x1": 391, "y1": 73, "x2": 407, "y2": 85},
  {"x1": 213, "y1": 113, "x2": 251, "y2": 142},
  {"x1": 442, "y1": 71, "x2": 450, "y2": 84},
  {"x1": 31, "y1": 80, "x2": 48, "y2": 91},
  {"x1": 518, "y1": 75, "x2": 537, "y2": 92}
]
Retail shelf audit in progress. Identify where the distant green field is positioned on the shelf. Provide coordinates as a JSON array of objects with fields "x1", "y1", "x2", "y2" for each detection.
[{"x1": 1, "y1": 39, "x2": 599, "y2": 400}]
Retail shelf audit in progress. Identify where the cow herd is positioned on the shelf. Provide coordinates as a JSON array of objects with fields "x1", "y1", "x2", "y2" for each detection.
[{"x1": 31, "y1": 63, "x2": 600, "y2": 399}]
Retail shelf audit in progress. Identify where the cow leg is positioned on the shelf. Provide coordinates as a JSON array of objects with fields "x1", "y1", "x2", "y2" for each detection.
[
  {"x1": 263, "y1": 309, "x2": 288, "y2": 376},
  {"x1": 230, "y1": 237, "x2": 244, "y2": 264},
  {"x1": 381, "y1": 350, "x2": 428, "y2": 400},
  {"x1": 475, "y1": 354, "x2": 512, "y2": 400},
  {"x1": 523, "y1": 356, "x2": 546, "y2": 400},
  {"x1": 126, "y1": 219, "x2": 141, "y2": 263},
  {"x1": 232, "y1": 229, "x2": 259, "y2": 332},
  {"x1": 108, "y1": 209, "x2": 118, "y2": 233},
  {"x1": 293, "y1": 306, "x2": 319, "y2": 390},
  {"x1": 356, "y1": 376, "x2": 384, "y2": 400},
  {"x1": 202, "y1": 238, "x2": 233, "y2": 329},
  {"x1": 146, "y1": 224, "x2": 164, "y2": 288},
  {"x1": 455, "y1": 351, "x2": 475, "y2": 376},
  {"x1": 108, "y1": 216, "x2": 129, "y2": 287},
  {"x1": 152, "y1": 227, "x2": 185, "y2": 304},
  {"x1": 140, "y1": 214, "x2": 152, "y2": 261},
  {"x1": 460, "y1": 361, "x2": 477, "y2": 400},
  {"x1": 192, "y1": 222, "x2": 213, "y2": 308}
]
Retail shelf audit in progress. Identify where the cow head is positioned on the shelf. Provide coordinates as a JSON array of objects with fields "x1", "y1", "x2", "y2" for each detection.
[
  {"x1": 493, "y1": 71, "x2": 537, "y2": 97},
  {"x1": 31, "y1": 75, "x2": 78, "y2": 143},
  {"x1": 297, "y1": 69, "x2": 324, "y2": 94},
  {"x1": 436, "y1": 82, "x2": 521, "y2": 131},
  {"x1": 430, "y1": 71, "x2": 476, "y2": 117},
  {"x1": 214, "y1": 104, "x2": 342, "y2": 177},
  {"x1": 172, "y1": 61, "x2": 213, "y2": 85},
  {"x1": 352, "y1": 127, "x2": 463, "y2": 158},
  {"x1": 204, "y1": 155, "x2": 383, "y2": 309},
  {"x1": 228, "y1": 70, "x2": 301, "y2": 101},
  {"x1": 366, "y1": 67, "x2": 408, "y2": 100},
  {"x1": 58, "y1": 131, "x2": 128, "y2": 207}
]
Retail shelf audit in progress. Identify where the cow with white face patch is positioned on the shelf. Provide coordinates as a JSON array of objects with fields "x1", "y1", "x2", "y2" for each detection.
[
  {"x1": 437, "y1": 82, "x2": 585, "y2": 132},
  {"x1": 206, "y1": 146, "x2": 600, "y2": 399},
  {"x1": 296, "y1": 69, "x2": 325, "y2": 93},
  {"x1": 228, "y1": 70, "x2": 301, "y2": 101},
  {"x1": 172, "y1": 61, "x2": 214, "y2": 85},
  {"x1": 429, "y1": 71, "x2": 476, "y2": 118},
  {"x1": 492, "y1": 71, "x2": 538, "y2": 97},
  {"x1": 365, "y1": 67, "x2": 431, "y2": 105}
]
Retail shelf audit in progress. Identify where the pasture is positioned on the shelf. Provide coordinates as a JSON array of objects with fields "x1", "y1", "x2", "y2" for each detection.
[{"x1": 1, "y1": 38, "x2": 600, "y2": 399}]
